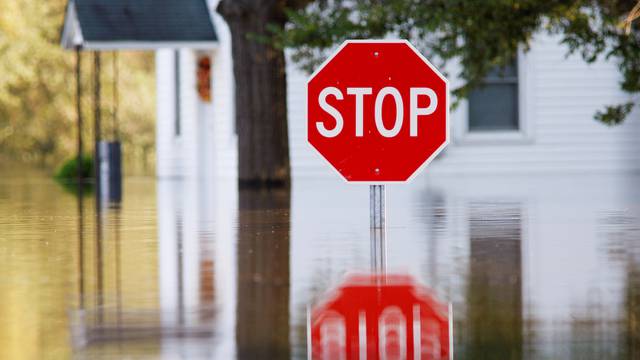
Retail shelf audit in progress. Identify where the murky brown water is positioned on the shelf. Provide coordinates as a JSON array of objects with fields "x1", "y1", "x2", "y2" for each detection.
[{"x1": 1, "y1": 169, "x2": 640, "y2": 359}]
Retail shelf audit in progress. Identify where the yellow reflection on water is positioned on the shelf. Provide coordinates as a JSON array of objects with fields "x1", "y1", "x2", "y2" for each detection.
[{"x1": 0, "y1": 177, "x2": 158, "y2": 359}]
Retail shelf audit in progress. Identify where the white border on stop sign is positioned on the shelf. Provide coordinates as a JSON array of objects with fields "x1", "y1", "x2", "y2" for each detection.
[{"x1": 305, "y1": 39, "x2": 451, "y2": 184}]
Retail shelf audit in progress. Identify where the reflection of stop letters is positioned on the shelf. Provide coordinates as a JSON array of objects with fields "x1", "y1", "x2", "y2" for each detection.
[
  {"x1": 315, "y1": 304, "x2": 444, "y2": 360},
  {"x1": 316, "y1": 86, "x2": 438, "y2": 138}
]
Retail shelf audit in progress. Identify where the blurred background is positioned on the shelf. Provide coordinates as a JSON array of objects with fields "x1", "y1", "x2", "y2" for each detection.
[
  {"x1": 0, "y1": 0, "x2": 156, "y2": 174},
  {"x1": 2, "y1": 0, "x2": 640, "y2": 359}
]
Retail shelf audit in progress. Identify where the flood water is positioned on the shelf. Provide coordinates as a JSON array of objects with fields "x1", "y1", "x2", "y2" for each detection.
[{"x1": 1, "y1": 169, "x2": 640, "y2": 359}]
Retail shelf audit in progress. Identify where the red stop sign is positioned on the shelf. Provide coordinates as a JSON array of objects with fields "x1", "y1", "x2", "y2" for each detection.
[
  {"x1": 307, "y1": 40, "x2": 449, "y2": 182},
  {"x1": 309, "y1": 273, "x2": 452, "y2": 359}
]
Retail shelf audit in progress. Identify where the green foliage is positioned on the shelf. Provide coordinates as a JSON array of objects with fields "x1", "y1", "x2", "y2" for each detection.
[
  {"x1": 53, "y1": 154, "x2": 95, "y2": 194},
  {"x1": 277, "y1": 0, "x2": 640, "y2": 125},
  {"x1": 0, "y1": 0, "x2": 156, "y2": 172},
  {"x1": 54, "y1": 154, "x2": 93, "y2": 180},
  {"x1": 595, "y1": 102, "x2": 635, "y2": 125}
]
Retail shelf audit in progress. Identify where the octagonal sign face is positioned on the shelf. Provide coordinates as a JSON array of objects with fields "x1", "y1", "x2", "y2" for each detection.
[
  {"x1": 309, "y1": 273, "x2": 452, "y2": 359},
  {"x1": 307, "y1": 40, "x2": 449, "y2": 183}
]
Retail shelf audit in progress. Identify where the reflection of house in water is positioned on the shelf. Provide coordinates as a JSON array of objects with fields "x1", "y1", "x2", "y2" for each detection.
[
  {"x1": 156, "y1": 179, "x2": 218, "y2": 358},
  {"x1": 72, "y1": 200, "x2": 164, "y2": 357},
  {"x1": 593, "y1": 210, "x2": 640, "y2": 358},
  {"x1": 71, "y1": 179, "x2": 220, "y2": 358},
  {"x1": 414, "y1": 174, "x2": 640, "y2": 358},
  {"x1": 160, "y1": 181, "x2": 219, "y2": 331}
]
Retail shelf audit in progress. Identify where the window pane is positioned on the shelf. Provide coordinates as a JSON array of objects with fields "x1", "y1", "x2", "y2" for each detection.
[
  {"x1": 468, "y1": 83, "x2": 518, "y2": 131},
  {"x1": 485, "y1": 63, "x2": 517, "y2": 79}
]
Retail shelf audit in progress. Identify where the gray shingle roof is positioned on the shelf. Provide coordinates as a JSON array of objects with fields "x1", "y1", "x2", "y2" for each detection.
[{"x1": 62, "y1": 0, "x2": 217, "y2": 49}]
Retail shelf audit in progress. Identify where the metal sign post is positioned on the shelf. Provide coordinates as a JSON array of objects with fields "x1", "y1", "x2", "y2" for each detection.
[{"x1": 370, "y1": 184, "x2": 386, "y2": 274}]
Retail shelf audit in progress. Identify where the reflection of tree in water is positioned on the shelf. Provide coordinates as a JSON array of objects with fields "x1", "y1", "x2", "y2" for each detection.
[
  {"x1": 459, "y1": 202, "x2": 523, "y2": 360},
  {"x1": 624, "y1": 263, "x2": 640, "y2": 359},
  {"x1": 421, "y1": 189, "x2": 447, "y2": 290},
  {"x1": 600, "y1": 211, "x2": 640, "y2": 358},
  {"x1": 568, "y1": 290, "x2": 619, "y2": 359},
  {"x1": 236, "y1": 189, "x2": 291, "y2": 359}
]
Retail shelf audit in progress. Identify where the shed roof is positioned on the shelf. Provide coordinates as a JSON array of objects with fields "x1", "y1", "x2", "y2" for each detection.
[{"x1": 61, "y1": 0, "x2": 218, "y2": 50}]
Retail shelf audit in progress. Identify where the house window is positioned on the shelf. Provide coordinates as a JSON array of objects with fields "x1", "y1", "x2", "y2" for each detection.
[{"x1": 468, "y1": 59, "x2": 519, "y2": 132}]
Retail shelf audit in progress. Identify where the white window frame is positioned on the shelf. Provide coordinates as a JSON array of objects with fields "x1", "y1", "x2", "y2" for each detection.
[{"x1": 453, "y1": 49, "x2": 534, "y2": 145}]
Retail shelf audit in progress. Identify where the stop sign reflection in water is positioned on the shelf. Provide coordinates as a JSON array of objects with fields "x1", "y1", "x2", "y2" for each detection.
[
  {"x1": 309, "y1": 273, "x2": 452, "y2": 359},
  {"x1": 307, "y1": 40, "x2": 449, "y2": 182}
]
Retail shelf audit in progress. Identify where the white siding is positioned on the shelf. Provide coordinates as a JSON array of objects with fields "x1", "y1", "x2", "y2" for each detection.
[
  {"x1": 156, "y1": 48, "x2": 202, "y2": 178},
  {"x1": 286, "y1": 56, "x2": 323, "y2": 179},
  {"x1": 155, "y1": 49, "x2": 181, "y2": 178},
  {"x1": 434, "y1": 34, "x2": 640, "y2": 174},
  {"x1": 208, "y1": 14, "x2": 237, "y2": 180},
  {"x1": 156, "y1": 13, "x2": 236, "y2": 180}
]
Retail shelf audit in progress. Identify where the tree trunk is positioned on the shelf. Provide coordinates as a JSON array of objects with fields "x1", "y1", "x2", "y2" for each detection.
[{"x1": 218, "y1": 0, "x2": 290, "y2": 188}]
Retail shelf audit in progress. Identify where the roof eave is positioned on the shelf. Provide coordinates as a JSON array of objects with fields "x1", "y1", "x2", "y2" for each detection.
[
  {"x1": 60, "y1": 0, "x2": 85, "y2": 50},
  {"x1": 80, "y1": 41, "x2": 219, "y2": 51}
]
